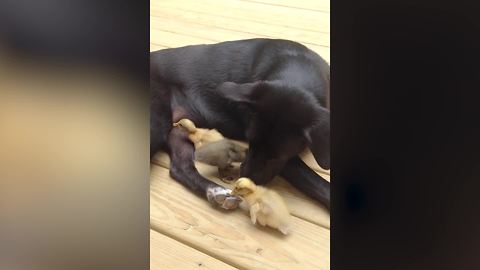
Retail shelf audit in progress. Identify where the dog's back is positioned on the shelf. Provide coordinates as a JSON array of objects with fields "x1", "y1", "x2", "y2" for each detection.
[
  {"x1": 150, "y1": 39, "x2": 329, "y2": 135},
  {"x1": 151, "y1": 38, "x2": 328, "y2": 105}
]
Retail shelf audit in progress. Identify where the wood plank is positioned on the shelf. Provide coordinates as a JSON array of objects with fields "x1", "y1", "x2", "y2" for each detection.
[
  {"x1": 237, "y1": 0, "x2": 330, "y2": 12},
  {"x1": 150, "y1": 164, "x2": 330, "y2": 270},
  {"x1": 151, "y1": 0, "x2": 329, "y2": 33},
  {"x1": 151, "y1": 229, "x2": 238, "y2": 270},
  {"x1": 150, "y1": 11, "x2": 330, "y2": 47},
  {"x1": 151, "y1": 28, "x2": 216, "y2": 48},
  {"x1": 152, "y1": 152, "x2": 330, "y2": 228},
  {"x1": 300, "y1": 148, "x2": 331, "y2": 176},
  {"x1": 151, "y1": 16, "x2": 273, "y2": 44},
  {"x1": 150, "y1": 1, "x2": 330, "y2": 61},
  {"x1": 150, "y1": 44, "x2": 169, "y2": 52}
]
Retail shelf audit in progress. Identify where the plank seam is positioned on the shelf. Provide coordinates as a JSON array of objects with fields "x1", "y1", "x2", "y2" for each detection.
[
  {"x1": 150, "y1": 6, "x2": 329, "y2": 34},
  {"x1": 151, "y1": 229, "x2": 240, "y2": 270},
  {"x1": 150, "y1": 21, "x2": 329, "y2": 48},
  {"x1": 150, "y1": 162, "x2": 330, "y2": 229},
  {"x1": 236, "y1": 0, "x2": 330, "y2": 13},
  {"x1": 152, "y1": 28, "x2": 219, "y2": 43},
  {"x1": 150, "y1": 223, "x2": 249, "y2": 270},
  {"x1": 150, "y1": 42, "x2": 172, "y2": 48}
]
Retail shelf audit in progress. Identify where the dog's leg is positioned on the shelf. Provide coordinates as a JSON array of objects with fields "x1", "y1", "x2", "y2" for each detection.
[
  {"x1": 167, "y1": 127, "x2": 240, "y2": 210},
  {"x1": 150, "y1": 82, "x2": 172, "y2": 159},
  {"x1": 280, "y1": 156, "x2": 330, "y2": 210},
  {"x1": 150, "y1": 109, "x2": 170, "y2": 159}
]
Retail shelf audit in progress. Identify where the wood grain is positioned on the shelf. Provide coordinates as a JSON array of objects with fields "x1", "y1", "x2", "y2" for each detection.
[
  {"x1": 237, "y1": 0, "x2": 330, "y2": 12},
  {"x1": 149, "y1": 0, "x2": 330, "y2": 60},
  {"x1": 150, "y1": 164, "x2": 330, "y2": 270},
  {"x1": 151, "y1": 29, "x2": 215, "y2": 48},
  {"x1": 152, "y1": 151, "x2": 330, "y2": 229},
  {"x1": 151, "y1": 0, "x2": 329, "y2": 33},
  {"x1": 150, "y1": 12, "x2": 330, "y2": 47},
  {"x1": 150, "y1": 44, "x2": 169, "y2": 52},
  {"x1": 151, "y1": 229, "x2": 238, "y2": 270}
]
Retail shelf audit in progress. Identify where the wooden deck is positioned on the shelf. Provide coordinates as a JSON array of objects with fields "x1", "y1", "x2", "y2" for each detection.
[{"x1": 150, "y1": 0, "x2": 330, "y2": 269}]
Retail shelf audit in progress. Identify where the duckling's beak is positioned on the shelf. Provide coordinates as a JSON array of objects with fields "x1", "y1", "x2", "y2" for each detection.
[
  {"x1": 172, "y1": 122, "x2": 179, "y2": 127},
  {"x1": 231, "y1": 188, "x2": 238, "y2": 195}
]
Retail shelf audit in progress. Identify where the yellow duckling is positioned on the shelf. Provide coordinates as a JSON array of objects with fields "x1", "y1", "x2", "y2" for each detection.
[
  {"x1": 173, "y1": 118, "x2": 224, "y2": 148},
  {"x1": 231, "y1": 177, "x2": 292, "y2": 235}
]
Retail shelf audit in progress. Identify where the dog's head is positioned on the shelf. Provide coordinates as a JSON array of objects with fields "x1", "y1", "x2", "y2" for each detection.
[{"x1": 217, "y1": 80, "x2": 330, "y2": 183}]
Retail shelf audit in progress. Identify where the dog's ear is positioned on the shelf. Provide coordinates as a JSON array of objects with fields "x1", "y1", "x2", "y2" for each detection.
[
  {"x1": 305, "y1": 107, "x2": 330, "y2": 170},
  {"x1": 216, "y1": 81, "x2": 260, "y2": 103}
]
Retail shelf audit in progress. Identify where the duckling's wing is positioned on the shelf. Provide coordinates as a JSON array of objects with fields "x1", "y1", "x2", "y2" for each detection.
[
  {"x1": 210, "y1": 129, "x2": 225, "y2": 140},
  {"x1": 257, "y1": 197, "x2": 273, "y2": 215},
  {"x1": 194, "y1": 129, "x2": 206, "y2": 140},
  {"x1": 262, "y1": 191, "x2": 291, "y2": 213},
  {"x1": 250, "y1": 203, "x2": 261, "y2": 224}
]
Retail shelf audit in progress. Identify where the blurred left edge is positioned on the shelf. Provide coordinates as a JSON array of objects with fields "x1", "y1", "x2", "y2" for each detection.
[{"x1": 0, "y1": 1, "x2": 150, "y2": 270}]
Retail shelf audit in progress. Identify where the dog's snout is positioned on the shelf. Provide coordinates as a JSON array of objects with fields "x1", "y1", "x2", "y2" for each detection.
[
  {"x1": 244, "y1": 171, "x2": 268, "y2": 185},
  {"x1": 240, "y1": 157, "x2": 286, "y2": 185}
]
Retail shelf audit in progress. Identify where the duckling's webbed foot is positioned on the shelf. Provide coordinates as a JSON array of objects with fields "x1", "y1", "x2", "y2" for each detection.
[{"x1": 206, "y1": 186, "x2": 241, "y2": 210}]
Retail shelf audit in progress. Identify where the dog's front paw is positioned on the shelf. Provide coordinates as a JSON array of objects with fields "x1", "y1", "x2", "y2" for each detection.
[{"x1": 206, "y1": 186, "x2": 240, "y2": 210}]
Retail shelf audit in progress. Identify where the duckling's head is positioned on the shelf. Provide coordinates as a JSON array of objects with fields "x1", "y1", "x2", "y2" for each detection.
[
  {"x1": 231, "y1": 177, "x2": 257, "y2": 196},
  {"x1": 173, "y1": 118, "x2": 197, "y2": 133}
]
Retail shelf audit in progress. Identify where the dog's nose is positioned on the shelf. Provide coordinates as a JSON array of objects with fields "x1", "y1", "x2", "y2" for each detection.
[{"x1": 247, "y1": 172, "x2": 270, "y2": 185}]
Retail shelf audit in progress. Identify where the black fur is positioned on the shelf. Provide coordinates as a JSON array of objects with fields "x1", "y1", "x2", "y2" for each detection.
[{"x1": 150, "y1": 38, "x2": 330, "y2": 209}]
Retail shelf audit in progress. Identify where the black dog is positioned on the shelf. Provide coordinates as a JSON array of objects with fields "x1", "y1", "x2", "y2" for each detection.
[{"x1": 150, "y1": 38, "x2": 330, "y2": 210}]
